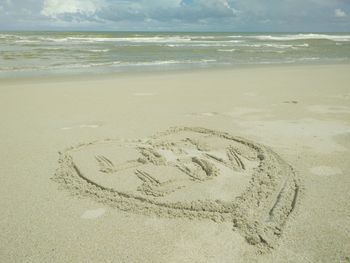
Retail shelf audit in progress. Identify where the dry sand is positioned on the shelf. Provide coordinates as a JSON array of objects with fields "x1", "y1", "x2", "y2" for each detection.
[{"x1": 0, "y1": 65, "x2": 350, "y2": 262}]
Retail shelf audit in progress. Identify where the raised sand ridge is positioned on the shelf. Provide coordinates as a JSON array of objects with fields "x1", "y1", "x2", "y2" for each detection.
[{"x1": 54, "y1": 127, "x2": 299, "y2": 252}]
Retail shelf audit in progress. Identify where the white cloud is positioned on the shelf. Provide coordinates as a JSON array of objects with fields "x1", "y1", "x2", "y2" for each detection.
[
  {"x1": 41, "y1": 0, "x2": 104, "y2": 18},
  {"x1": 334, "y1": 8, "x2": 347, "y2": 18},
  {"x1": 91, "y1": 0, "x2": 237, "y2": 24}
]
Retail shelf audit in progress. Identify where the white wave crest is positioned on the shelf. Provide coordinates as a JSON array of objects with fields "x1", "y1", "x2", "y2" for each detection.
[
  {"x1": 120, "y1": 59, "x2": 216, "y2": 67},
  {"x1": 217, "y1": 49, "x2": 236, "y2": 52},
  {"x1": 251, "y1": 34, "x2": 350, "y2": 42},
  {"x1": 65, "y1": 36, "x2": 193, "y2": 43},
  {"x1": 88, "y1": 49, "x2": 110, "y2": 53}
]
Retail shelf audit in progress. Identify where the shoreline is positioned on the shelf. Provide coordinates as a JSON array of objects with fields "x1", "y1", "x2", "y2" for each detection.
[{"x1": 1, "y1": 62, "x2": 350, "y2": 85}]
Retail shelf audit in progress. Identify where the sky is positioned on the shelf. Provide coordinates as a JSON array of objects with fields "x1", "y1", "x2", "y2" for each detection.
[{"x1": 0, "y1": 0, "x2": 349, "y2": 31}]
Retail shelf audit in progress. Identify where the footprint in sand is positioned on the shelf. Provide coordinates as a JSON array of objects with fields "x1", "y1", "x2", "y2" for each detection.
[
  {"x1": 81, "y1": 208, "x2": 106, "y2": 219},
  {"x1": 54, "y1": 127, "x2": 299, "y2": 252}
]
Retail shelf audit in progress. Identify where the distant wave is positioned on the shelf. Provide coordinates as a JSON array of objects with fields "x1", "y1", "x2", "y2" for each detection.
[
  {"x1": 120, "y1": 59, "x2": 216, "y2": 67},
  {"x1": 14, "y1": 40, "x2": 40, "y2": 43},
  {"x1": 165, "y1": 43, "x2": 241, "y2": 47},
  {"x1": 249, "y1": 34, "x2": 350, "y2": 42},
  {"x1": 88, "y1": 49, "x2": 110, "y2": 53},
  {"x1": 217, "y1": 49, "x2": 236, "y2": 52},
  {"x1": 298, "y1": 57, "x2": 321, "y2": 61},
  {"x1": 166, "y1": 42, "x2": 308, "y2": 49},
  {"x1": 46, "y1": 36, "x2": 194, "y2": 43},
  {"x1": 248, "y1": 43, "x2": 309, "y2": 48},
  {"x1": 3, "y1": 33, "x2": 350, "y2": 44},
  {"x1": 1, "y1": 34, "x2": 246, "y2": 44}
]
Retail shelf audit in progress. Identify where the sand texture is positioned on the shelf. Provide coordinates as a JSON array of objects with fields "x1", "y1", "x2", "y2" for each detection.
[{"x1": 1, "y1": 65, "x2": 350, "y2": 262}]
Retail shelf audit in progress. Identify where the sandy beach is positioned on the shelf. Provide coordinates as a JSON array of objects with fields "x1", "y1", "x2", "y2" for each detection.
[{"x1": 1, "y1": 64, "x2": 350, "y2": 262}]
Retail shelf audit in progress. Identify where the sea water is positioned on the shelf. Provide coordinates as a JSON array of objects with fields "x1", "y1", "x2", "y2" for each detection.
[{"x1": 0, "y1": 32, "x2": 349, "y2": 78}]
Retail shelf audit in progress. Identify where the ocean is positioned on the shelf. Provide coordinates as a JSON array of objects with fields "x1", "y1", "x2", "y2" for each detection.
[{"x1": 0, "y1": 32, "x2": 349, "y2": 78}]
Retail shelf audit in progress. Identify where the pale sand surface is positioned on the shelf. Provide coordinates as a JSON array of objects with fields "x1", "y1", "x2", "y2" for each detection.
[{"x1": 0, "y1": 65, "x2": 350, "y2": 262}]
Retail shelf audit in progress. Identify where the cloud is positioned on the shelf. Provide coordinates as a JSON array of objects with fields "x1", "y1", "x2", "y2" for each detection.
[
  {"x1": 148, "y1": 0, "x2": 238, "y2": 21},
  {"x1": 41, "y1": 0, "x2": 104, "y2": 18},
  {"x1": 0, "y1": 0, "x2": 349, "y2": 31},
  {"x1": 40, "y1": 0, "x2": 237, "y2": 23},
  {"x1": 334, "y1": 8, "x2": 347, "y2": 17}
]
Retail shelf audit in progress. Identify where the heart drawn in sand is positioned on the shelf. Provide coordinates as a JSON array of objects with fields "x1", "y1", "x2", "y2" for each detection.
[{"x1": 54, "y1": 127, "x2": 299, "y2": 252}]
